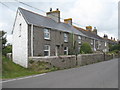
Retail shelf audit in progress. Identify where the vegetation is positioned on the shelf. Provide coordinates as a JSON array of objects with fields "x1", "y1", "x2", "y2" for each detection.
[
  {"x1": 1, "y1": 30, "x2": 12, "y2": 56},
  {"x1": 108, "y1": 43, "x2": 120, "y2": 54},
  {"x1": 2, "y1": 43, "x2": 12, "y2": 56},
  {"x1": 69, "y1": 33, "x2": 78, "y2": 55},
  {"x1": 80, "y1": 42, "x2": 93, "y2": 54},
  {"x1": 2, "y1": 56, "x2": 58, "y2": 79}
]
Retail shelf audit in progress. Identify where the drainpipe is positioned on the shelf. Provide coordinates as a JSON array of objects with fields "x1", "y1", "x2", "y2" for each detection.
[
  {"x1": 94, "y1": 39, "x2": 96, "y2": 51},
  {"x1": 31, "y1": 24, "x2": 33, "y2": 57}
]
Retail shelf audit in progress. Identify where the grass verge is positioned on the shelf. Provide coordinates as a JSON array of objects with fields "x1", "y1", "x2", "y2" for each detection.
[{"x1": 2, "y1": 56, "x2": 58, "y2": 79}]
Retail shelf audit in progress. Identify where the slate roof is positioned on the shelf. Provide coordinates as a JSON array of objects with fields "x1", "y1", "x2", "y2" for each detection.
[
  {"x1": 18, "y1": 7, "x2": 86, "y2": 37},
  {"x1": 74, "y1": 26, "x2": 105, "y2": 41},
  {"x1": 104, "y1": 38, "x2": 117, "y2": 44}
]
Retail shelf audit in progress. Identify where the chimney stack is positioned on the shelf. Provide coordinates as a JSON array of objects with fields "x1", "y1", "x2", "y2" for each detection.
[
  {"x1": 64, "y1": 18, "x2": 72, "y2": 25},
  {"x1": 46, "y1": 8, "x2": 60, "y2": 23},
  {"x1": 86, "y1": 26, "x2": 92, "y2": 31},
  {"x1": 103, "y1": 34, "x2": 108, "y2": 39},
  {"x1": 114, "y1": 38, "x2": 115, "y2": 41},
  {"x1": 50, "y1": 8, "x2": 52, "y2": 11},
  {"x1": 92, "y1": 27, "x2": 97, "y2": 35},
  {"x1": 111, "y1": 37, "x2": 113, "y2": 40}
]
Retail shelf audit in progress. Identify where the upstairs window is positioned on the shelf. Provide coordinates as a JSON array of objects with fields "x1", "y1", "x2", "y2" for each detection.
[
  {"x1": 64, "y1": 47, "x2": 68, "y2": 55},
  {"x1": 19, "y1": 23, "x2": 22, "y2": 37},
  {"x1": 44, "y1": 45, "x2": 50, "y2": 56},
  {"x1": 105, "y1": 42, "x2": 107, "y2": 46},
  {"x1": 78, "y1": 36, "x2": 81, "y2": 44},
  {"x1": 97, "y1": 41, "x2": 101, "y2": 49},
  {"x1": 64, "y1": 33, "x2": 68, "y2": 42},
  {"x1": 91, "y1": 39, "x2": 94, "y2": 45},
  {"x1": 44, "y1": 29, "x2": 50, "y2": 40}
]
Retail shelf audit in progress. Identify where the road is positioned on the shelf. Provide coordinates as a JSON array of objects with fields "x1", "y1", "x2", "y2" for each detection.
[{"x1": 2, "y1": 58, "x2": 118, "y2": 88}]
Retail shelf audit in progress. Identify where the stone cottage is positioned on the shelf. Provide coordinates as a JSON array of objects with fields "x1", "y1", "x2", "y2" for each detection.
[{"x1": 12, "y1": 7, "x2": 109, "y2": 68}]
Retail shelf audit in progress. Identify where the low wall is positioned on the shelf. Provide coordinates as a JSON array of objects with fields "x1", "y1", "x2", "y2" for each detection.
[
  {"x1": 29, "y1": 55, "x2": 76, "y2": 69},
  {"x1": 29, "y1": 53, "x2": 118, "y2": 69}
]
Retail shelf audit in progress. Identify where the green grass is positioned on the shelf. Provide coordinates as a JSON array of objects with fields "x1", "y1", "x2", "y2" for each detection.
[{"x1": 2, "y1": 56, "x2": 58, "y2": 79}]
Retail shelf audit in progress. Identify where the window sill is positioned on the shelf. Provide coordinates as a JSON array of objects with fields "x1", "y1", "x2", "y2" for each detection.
[
  {"x1": 64, "y1": 42, "x2": 68, "y2": 43},
  {"x1": 44, "y1": 38, "x2": 51, "y2": 41}
]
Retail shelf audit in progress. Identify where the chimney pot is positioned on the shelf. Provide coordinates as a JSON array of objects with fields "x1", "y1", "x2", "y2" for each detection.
[
  {"x1": 111, "y1": 37, "x2": 113, "y2": 40},
  {"x1": 56, "y1": 8, "x2": 59, "y2": 11},
  {"x1": 50, "y1": 8, "x2": 52, "y2": 12},
  {"x1": 104, "y1": 34, "x2": 108, "y2": 39}
]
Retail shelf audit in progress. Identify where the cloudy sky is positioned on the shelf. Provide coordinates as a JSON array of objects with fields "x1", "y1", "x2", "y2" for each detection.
[{"x1": 0, "y1": 0, "x2": 119, "y2": 44}]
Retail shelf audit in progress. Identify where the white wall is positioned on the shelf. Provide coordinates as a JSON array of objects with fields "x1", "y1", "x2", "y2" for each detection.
[{"x1": 12, "y1": 10, "x2": 28, "y2": 68}]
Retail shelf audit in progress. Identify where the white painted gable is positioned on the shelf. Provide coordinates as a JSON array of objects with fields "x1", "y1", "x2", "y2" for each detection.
[{"x1": 12, "y1": 9, "x2": 28, "y2": 68}]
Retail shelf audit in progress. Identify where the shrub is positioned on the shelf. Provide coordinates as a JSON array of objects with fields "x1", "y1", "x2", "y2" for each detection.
[
  {"x1": 2, "y1": 44, "x2": 12, "y2": 56},
  {"x1": 109, "y1": 44, "x2": 120, "y2": 51},
  {"x1": 80, "y1": 42, "x2": 93, "y2": 54}
]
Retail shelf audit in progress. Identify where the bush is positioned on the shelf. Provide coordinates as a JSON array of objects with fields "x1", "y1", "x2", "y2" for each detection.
[
  {"x1": 109, "y1": 44, "x2": 120, "y2": 51},
  {"x1": 2, "y1": 44, "x2": 12, "y2": 56},
  {"x1": 80, "y1": 42, "x2": 93, "y2": 54}
]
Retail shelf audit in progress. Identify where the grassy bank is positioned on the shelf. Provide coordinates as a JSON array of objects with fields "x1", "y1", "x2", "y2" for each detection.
[{"x1": 2, "y1": 56, "x2": 58, "y2": 79}]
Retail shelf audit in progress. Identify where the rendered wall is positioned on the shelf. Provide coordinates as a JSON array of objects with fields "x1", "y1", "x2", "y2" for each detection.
[{"x1": 12, "y1": 10, "x2": 28, "y2": 68}]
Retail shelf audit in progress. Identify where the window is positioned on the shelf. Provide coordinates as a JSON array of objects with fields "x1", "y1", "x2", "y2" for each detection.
[
  {"x1": 105, "y1": 42, "x2": 107, "y2": 46},
  {"x1": 64, "y1": 33, "x2": 68, "y2": 42},
  {"x1": 91, "y1": 39, "x2": 94, "y2": 45},
  {"x1": 19, "y1": 23, "x2": 22, "y2": 37},
  {"x1": 44, "y1": 45, "x2": 50, "y2": 56},
  {"x1": 64, "y1": 47, "x2": 68, "y2": 55},
  {"x1": 78, "y1": 36, "x2": 81, "y2": 44},
  {"x1": 44, "y1": 29, "x2": 50, "y2": 39},
  {"x1": 97, "y1": 41, "x2": 101, "y2": 49},
  {"x1": 19, "y1": 12, "x2": 21, "y2": 16}
]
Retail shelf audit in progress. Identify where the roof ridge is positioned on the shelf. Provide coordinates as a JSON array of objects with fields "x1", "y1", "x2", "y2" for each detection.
[{"x1": 18, "y1": 7, "x2": 58, "y2": 22}]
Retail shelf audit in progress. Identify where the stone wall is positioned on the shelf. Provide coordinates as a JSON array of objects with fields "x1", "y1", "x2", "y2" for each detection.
[
  {"x1": 29, "y1": 53, "x2": 119, "y2": 69},
  {"x1": 29, "y1": 55, "x2": 76, "y2": 69}
]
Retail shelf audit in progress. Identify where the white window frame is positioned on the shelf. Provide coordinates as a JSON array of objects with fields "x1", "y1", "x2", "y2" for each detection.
[
  {"x1": 105, "y1": 42, "x2": 107, "y2": 46},
  {"x1": 97, "y1": 41, "x2": 100, "y2": 49},
  {"x1": 91, "y1": 39, "x2": 94, "y2": 45},
  {"x1": 44, "y1": 45, "x2": 50, "y2": 56},
  {"x1": 78, "y1": 36, "x2": 81, "y2": 44},
  {"x1": 64, "y1": 33, "x2": 68, "y2": 42},
  {"x1": 64, "y1": 47, "x2": 68, "y2": 55},
  {"x1": 44, "y1": 29, "x2": 50, "y2": 40}
]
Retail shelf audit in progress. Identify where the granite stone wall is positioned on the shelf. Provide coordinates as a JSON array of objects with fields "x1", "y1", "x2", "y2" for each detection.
[{"x1": 29, "y1": 53, "x2": 119, "y2": 69}]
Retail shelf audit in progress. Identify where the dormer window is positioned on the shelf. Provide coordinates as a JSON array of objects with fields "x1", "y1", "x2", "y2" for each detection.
[
  {"x1": 64, "y1": 33, "x2": 68, "y2": 42},
  {"x1": 44, "y1": 29, "x2": 50, "y2": 40},
  {"x1": 78, "y1": 36, "x2": 81, "y2": 44}
]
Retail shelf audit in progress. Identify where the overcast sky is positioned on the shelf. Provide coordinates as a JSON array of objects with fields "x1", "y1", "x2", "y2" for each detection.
[{"x1": 0, "y1": 0, "x2": 119, "y2": 44}]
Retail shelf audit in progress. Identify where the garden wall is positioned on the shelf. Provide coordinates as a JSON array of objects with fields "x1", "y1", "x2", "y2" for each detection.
[{"x1": 29, "y1": 53, "x2": 119, "y2": 69}]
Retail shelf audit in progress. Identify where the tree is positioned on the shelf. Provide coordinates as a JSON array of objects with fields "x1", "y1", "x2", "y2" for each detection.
[
  {"x1": 80, "y1": 42, "x2": 93, "y2": 54},
  {"x1": 109, "y1": 43, "x2": 120, "y2": 53},
  {"x1": 69, "y1": 32, "x2": 78, "y2": 55},
  {"x1": 0, "y1": 31, "x2": 7, "y2": 49}
]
